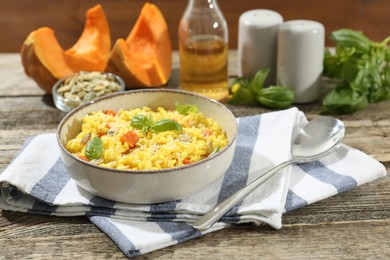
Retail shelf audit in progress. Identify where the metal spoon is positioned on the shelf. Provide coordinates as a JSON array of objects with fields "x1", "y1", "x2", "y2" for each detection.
[{"x1": 193, "y1": 116, "x2": 345, "y2": 231}]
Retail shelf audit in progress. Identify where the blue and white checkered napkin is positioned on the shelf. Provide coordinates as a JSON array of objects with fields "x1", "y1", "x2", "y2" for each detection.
[{"x1": 0, "y1": 108, "x2": 386, "y2": 257}]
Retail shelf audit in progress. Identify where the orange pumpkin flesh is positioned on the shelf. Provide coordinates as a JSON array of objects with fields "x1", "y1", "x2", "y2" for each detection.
[
  {"x1": 20, "y1": 4, "x2": 110, "y2": 93},
  {"x1": 21, "y1": 27, "x2": 73, "y2": 92},
  {"x1": 107, "y1": 39, "x2": 150, "y2": 87},
  {"x1": 64, "y1": 4, "x2": 111, "y2": 72},
  {"x1": 106, "y1": 3, "x2": 172, "y2": 88}
]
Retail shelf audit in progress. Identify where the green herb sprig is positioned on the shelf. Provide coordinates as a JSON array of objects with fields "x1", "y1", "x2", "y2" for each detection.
[
  {"x1": 323, "y1": 29, "x2": 390, "y2": 114},
  {"x1": 131, "y1": 114, "x2": 182, "y2": 133},
  {"x1": 229, "y1": 69, "x2": 295, "y2": 109}
]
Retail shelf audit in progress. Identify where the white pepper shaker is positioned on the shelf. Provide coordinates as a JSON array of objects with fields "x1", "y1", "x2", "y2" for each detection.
[
  {"x1": 238, "y1": 9, "x2": 283, "y2": 86},
  {"x1": 277, "y1": 20, "x2": 325, "y2": 103}
]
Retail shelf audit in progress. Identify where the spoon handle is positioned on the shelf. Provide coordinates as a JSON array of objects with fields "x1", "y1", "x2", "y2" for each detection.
[{"x1": 193, "y1": 160, "x2": 293, "y2": 231}]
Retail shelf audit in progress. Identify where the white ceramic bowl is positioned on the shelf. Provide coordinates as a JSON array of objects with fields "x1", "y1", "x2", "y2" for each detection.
[{"x1": 56, "y1": 89, "x2": 237, "y2": 204}]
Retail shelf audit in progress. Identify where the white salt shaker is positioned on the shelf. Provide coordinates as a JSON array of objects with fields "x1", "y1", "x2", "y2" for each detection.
[
  {"x1": 277, "y1": 20, "x2": 325, "y2": 103},
  {"x1": 238, "y1": 9, "x2": 283, "y2": 86}
]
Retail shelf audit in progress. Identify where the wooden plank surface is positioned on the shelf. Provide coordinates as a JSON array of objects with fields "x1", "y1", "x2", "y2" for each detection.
[
  {"x1": 1, "y1": 53, "x2": 390, "y2": 259},
  {"x1": 0, "y1": 0, "x2": 389, "y2": 52}
]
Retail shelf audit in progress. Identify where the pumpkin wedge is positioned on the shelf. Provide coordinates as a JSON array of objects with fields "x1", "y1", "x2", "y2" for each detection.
[
  {"x1": 64, "y1": 4, "x2": 111, "y2": 72},
  {"x1": 106, "y1": 3, "x2": 172, "y2": 88},
  {"x1": 21, "y1": 27, "x2": 74, "y2": 92},
  {"x1": 21, "y1": 4, "x2": 111, "y2": 93}
]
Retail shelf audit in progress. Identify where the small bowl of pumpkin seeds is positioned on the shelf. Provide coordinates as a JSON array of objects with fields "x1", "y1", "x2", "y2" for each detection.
[{"x1": 52, "y1": 71, "x2": 125, "y2": 112}]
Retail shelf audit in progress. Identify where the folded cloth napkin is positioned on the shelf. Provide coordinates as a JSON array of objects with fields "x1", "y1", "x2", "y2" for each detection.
[{"x1": 0, "y1": 107, "x2": 386, "y2": 257}]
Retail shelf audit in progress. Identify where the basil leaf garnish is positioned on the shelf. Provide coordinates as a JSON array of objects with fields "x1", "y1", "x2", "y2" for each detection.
[
  {"x1": 131, "y1": 114, "x2": 153, "y2": 133},
  {"x1": 256, "y1": 86, "x2": 295, "y2": 109},
  {"x1": 131, "y1": 115, "x2": 151, "y2": 129},
  {"x1": 85, "y1": 136, "x2": 103, "y2": 160},
  {"x1": 175, "y1": 102, "x2": 198, "y2": 115},
  {"x1": 150, "y1": 119, "x2": 183, "y2": 132},
  {"x1": 131, "y1": 114, "x2": 183, "y2": 133}
]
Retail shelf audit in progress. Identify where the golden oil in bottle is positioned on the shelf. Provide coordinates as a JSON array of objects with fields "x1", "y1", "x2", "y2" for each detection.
[
  {"x1": 178, "y1": 0, "x2": 228, "y2": 101},
  {"x1": 179, "y1": 35, "x2": 228, "y2": 101}
]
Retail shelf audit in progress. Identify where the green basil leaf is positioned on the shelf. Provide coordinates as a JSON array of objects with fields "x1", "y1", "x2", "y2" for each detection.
[
  {"x1": 229, "y1": 68, "x2": 274, "y2": 105},
  {"x1": 341, "y1": 58, "x2": 360, "y2": 83},
  {"x1": 256, "y1": 86, "x2": 295, "y2": 109},
  {"x1": 229, "y1": 77, "x2": 256, "y2": 105},
  {"x1": 383, "y1": 66, "x2": 390, "y2": 89},
  {"x1": 131, "y1": 115, "x2": 150, "y2": 129},
  {"x1": 131, "y1": 114, "x2": 153, "y2": 133},
  {"x1": 234, "y1": 77, "x2": 252, "y2": 88},
  {"x1": 323, "y1": 50, "x2": 342, "y2": 79},
  {"x1": 252, "y1": 69, "x2": 269, "y2": 91},
  {"x1": 350, "y1": 69, "x2": 369, "y2": 94},
  {"x1": 85, "y1": 136, "x2": 103, "y2": 160},
  {"x1": 150, "y1": 119, "x2": 183, "y2": 132},
  {"x1": 366, "y1": 67, "x2": 384, "y2": 103},
  {"x1": 322, "y1": 84, "x2": 369, "y2": 114},
  {"x1": 377, "y1": 66, "x2": 390, "y2": 101},
  {"x1": 322, "y1": 28, "x2": 390, "y2": 114},
  {"x1": 330, "y1": 29, "x2": 371, "y2": 53},
  {"x1": 175, "y1": 102, "x2": 198, "y2": 115},
  {"x1": 229, "y1": 82, "x2": 257, "y2": 105},
  {"x1": 335, "y1": 44, "x2": 357, "y2": 61},
  {"x1": 385, "y1": 47, "x2": 390, "y2": 62}
]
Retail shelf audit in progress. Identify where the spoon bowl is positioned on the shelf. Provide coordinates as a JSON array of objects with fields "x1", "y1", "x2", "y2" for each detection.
[
  {"x1": 292, "y1": 116, "x2": 345, "y2": 162},
  {"x1": 193, "y1": 116, "x2": 345, "y2": 231}
]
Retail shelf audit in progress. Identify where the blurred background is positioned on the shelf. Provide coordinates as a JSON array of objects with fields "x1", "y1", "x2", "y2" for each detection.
[{"x1": 0, "y1": 0, "x2": 389, "y2": 52}]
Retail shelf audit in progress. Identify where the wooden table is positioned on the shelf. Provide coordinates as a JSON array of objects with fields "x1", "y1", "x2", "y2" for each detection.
[{"x1": 1, "y1": 52, "x2": 389, "y2": 259}]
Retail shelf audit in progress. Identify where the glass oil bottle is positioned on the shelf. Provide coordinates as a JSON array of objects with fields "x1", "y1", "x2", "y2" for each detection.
[{"x1": 178, "y1": 0, "x2": 229, "y2": 101}]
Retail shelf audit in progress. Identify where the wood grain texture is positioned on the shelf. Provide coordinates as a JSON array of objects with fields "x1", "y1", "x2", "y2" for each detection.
[
  {"x1": 1, "y1": 53, "x2": 390, "y2": 259},
  {"x1": 0, "y1": 0, "x2": 389, "y2": 52}
]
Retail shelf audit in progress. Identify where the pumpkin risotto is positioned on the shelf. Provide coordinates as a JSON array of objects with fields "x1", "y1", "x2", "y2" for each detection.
[{"x1": 66, "y1": 104, "x2": 228, "y2": 170}]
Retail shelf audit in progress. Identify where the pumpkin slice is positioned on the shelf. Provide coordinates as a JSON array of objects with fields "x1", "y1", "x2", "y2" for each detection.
[
  {"x1": 106, "y1": 3, "x2": 172, "y2": 88},
  {"x1": 21, "y1": 4, "x2": 111, "y2": 93},
  {"x1": 21, "y1": 27, "x2": 74, "y2": 92},
  {"x1": 64, "y1": 4, "x2": 111, "y2": 72}
]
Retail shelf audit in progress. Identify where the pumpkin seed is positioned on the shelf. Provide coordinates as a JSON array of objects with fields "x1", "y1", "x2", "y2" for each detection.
[
  {"x1": 56, "y1": 71, "x2": 122, "y2": 102},
  {"x1": 57, "y1": 84, "x2": 72, "y2": 93},
  {"x1": 93, "y1": 85, "x2": 106, "y2": 91}
]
